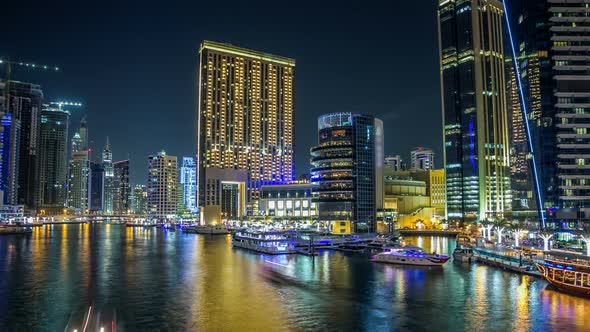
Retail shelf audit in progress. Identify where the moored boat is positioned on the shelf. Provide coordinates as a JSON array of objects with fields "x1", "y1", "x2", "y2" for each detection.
[
  {"x1": 232, "y1": 230, "x2": 296, "y2": 254},
  {"x1": 372, "y1": 246, "x2": 450, "y2": 266},
  {"x1": 453, "y1": 246, "x2": 474, "y2": 263},
  {"x1": 537, "y1": 257, "x2": 590, "y2": 297},
  {"x1": 0, "y1": 225, "x2": 33, "y2": 235},
  {"x1": 184, "y1": 224, "x2": 229, "y2": 235}
]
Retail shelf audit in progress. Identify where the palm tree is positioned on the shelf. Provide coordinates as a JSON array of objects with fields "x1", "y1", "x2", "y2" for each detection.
[
  {"x1": 481, "y1": 220, "x2": 494, "y2": 241},
  {"x1": 577, "y1": 224, "x2": 590, "y2": 257},
  {"x1": 494, "y1": 219, "x2": 509, "y2": 245},
  {"x1": 538, "y1": 229, "x2": 554, "y2": 252},
  {"x1": 510, "y1": 222, "x2": 528, "y2": 248}
]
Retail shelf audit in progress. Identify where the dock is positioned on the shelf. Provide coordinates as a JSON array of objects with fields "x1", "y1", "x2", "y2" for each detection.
[
  {"x1": 399, "y1": 229, "x2": 460, "y2": 237},
  {"x1": 473, "y1": 248, "x2": 541, "y2": 277}
]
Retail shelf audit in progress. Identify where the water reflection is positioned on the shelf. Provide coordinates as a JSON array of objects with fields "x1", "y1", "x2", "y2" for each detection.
[{"x1": 0, "y1": 226, "x2": 589, "y2": 331}]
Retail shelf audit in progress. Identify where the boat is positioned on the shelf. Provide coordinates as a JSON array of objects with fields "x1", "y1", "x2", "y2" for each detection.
[
  {"x1": 126, "y1": 222, "x2": 156, "y2": 227},
  {"x1": 367, "y1": 234, "x2": 403, "y2": 249},
  {"x1": 453, "y1": 246, "x2": 474, "y2": 263},
  {"x1": 232, "y1": 230, "x2": 297, "y2": 254},
  {"x1": 0, "y1": 225, "x2": 33, "y2": 235},
  {"x1": 337, "y1": 242, "x2": 367, "y2": 253},
  {"x1": 184, "y1": 224, "x2": 229, "y2": 235},
  {"x1": 537, "y1": 257, "x2": 590, "y2": 297},
  {"x1": 372, "y1": 246, "x2": 450, "y2": 266}
]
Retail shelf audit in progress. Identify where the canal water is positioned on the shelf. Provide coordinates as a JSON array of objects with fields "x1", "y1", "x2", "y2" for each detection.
[{"x1": 0, "y1": 224, "x2": 588, "y2": 331}]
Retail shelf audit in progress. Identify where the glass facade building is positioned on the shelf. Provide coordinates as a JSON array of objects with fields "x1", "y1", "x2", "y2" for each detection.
[
  {"x1": 438, "y1": 0, "x2": 512, "y2": 222},
  {"x1": 310, "y1": 113, "x2": 383, "y2": 234},
  {"x1": 37, "y1": 106, "x2": 69, "y2": 209},
  {"x1": 147, "y1": 151, "x2": 178, "y2": 218},
  {"x1": 180, "y1": 157, "x2": 197, "y2": 214}
]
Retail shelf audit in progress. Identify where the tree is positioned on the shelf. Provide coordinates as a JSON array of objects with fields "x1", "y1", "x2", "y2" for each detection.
[
  {"x1": 538, "y1": 229, "x2": 554, "y2": 252},
  {"x1": 510, "y1": 223, "x2": 528, "y2": 248},
  {"x1": 577, "y1": 224, "x2": 590, "y2": 257},
  {"x1": 494, "y1": 219, "x2": 509, "y2": 245},
  {"x1": 481, "y1": 220, "x2": 494, "y2": 241}
]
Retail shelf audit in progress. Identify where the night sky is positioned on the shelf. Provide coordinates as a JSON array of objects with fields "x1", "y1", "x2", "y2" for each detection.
[{"x1": 2, "y1": 1, "x2": 441, "y2": 184}]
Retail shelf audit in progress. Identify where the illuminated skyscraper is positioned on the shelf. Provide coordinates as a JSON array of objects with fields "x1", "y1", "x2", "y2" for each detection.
[
  {"x1": 0, "y1": 113, "x2": 20, "y2": 205},
  {"x1": 438, "y1": 0, "x2": 511, "y2": 222},
  {"x1": 147, "y1": 151, "x2": 177, "y2": 218},
  {"x1": 37, "y1": 105, "x2": 69, "y2": 210},
  {"x1": 102, "y1": 137, "x2": 113, "y2": 214},
  {"x1": 67, "y1": 119, "x2": 89, "y2": 212},
  {"x1": 410, "y1": 147, "x2": 435, "y2": 171},
  {"x1": 131, "y1": 184, "x2": 148, "y2": 215},
  {"x1": 504, "y1": 0, "x2": 554, "y2": 215},
  {"x1": 310, "y1": 113, "x2": 384, "y2": 234},
  {"x1": 180, "y1": 157, "x2": 197, "y2": 214},
  {"x1": 1, "y1": 80, "x2": 43, "y2": 210},
  {"x1": 197, "y1": 41, "x2": 295, "y2": 217}
]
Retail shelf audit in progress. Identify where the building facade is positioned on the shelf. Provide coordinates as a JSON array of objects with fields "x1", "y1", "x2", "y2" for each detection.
[
  {"x1": 551, "y1": 1, "x2": 590, "y2": 220},
  {"x1": 197, "y1": 41, "x2": 295, "y2": 216},
  {"x1": 259, "y1": 182, "x2": 318, "y2": 218},
  {"x1": 113, "y1": 160, "x2": 130, "y2": 214},
  {"x1": 131, "y1": 184, "x2": 148, "y2": 215},
  {"x1": 1, "y1": 80, "x2": 44, "y2": 210},
  {"x1": 88, "y1": 162, "x2": 104, "y2": 213},
  {"x1": 438, "y1": 0, "x2": 512, "y2": 222},
  {"x1": 37, "y1": 105, "x2": 69, "y2": 211},
  {"x1": 505, "y1": 0, "x2": 555, "y2": 216},
  {"x1": 67, "y1": 119, "x2": 90, "y2": 213},
  {"x1": 147, "y1": 151, "x2": 178, "y2": 218},
  {"x1": 180, "y1": 157, "x2": 197, "y2": 214},
  {"x1": 310, "y1": 113, "x2": 384, "y2": 234},
  {"x1": 0, "y1": 112, "x2": 20, "y2": 205},
  {"x1": 410, "y1": 147, "x2": 435, "y2": 171},
  {"x1": 384, "y1": 155, "x2": 405, "y2": 172}
]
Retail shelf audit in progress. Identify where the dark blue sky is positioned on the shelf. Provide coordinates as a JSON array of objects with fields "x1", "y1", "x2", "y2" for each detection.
[{"x1": 2, "y1": 1, "x2": 442, "y2": 184}]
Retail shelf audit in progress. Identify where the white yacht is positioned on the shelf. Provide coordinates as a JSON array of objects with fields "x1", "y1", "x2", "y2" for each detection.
[
  {"x1": 232, "y1": 230, "x2": 296, "y2": 254},
  {"x1": 184, "y1": 224, "x2": 229, "y2": 235},
  {"x1": 372, "y1": 246, "x2": 450, "y2": 266}
]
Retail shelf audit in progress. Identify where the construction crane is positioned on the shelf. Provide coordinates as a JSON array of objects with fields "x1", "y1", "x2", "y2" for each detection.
[{"x1": 0, "y1": 57, "x2": 60, "y2": 114}]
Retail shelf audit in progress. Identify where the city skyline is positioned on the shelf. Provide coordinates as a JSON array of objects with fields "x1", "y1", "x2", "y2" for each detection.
[{"x1": 0, "y1": 1, "x2": 442, "y2": 185}]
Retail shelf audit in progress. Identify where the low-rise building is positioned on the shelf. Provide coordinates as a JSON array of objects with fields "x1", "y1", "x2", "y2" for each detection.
[{"x1": 259, "y1": 182, "x2": 318, "y2": 219}]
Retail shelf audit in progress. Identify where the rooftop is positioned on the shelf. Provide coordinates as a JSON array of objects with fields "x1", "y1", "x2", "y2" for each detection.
[{"x1": 199, "y1": 40, "x2": 295, "y2": 67}]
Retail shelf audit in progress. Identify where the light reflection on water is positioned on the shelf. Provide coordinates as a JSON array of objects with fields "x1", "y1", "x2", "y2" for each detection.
[{"x1": 0, "y1": 228, "x2": 588, "y2": 331}]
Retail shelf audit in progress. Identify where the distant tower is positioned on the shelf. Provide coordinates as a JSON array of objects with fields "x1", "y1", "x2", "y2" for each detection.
[
  {"x1": 0, "y1": 113, "x2": 20, "y2": 205},
  {"x1": 410, "y1": 147, "x2": 434, "y2": 171},
  {"x1": 131, "y1": 184, "x2": 148, "y2": 215},
  {"x1": 384, "y1": 155, "x2": 404, "y2": 172},
  {"x1": 113, "y1": 159, "x2": 130, "y2": 214},
  {"x1": 67, "y1": 122, "x2": 90, "y2": 212},
  {"x1": 79, "y1": 117, "x2": 88, "y2": 150},
  {"x1": 102, "y1": 137, "x2": 114, "y2": 214},
  {"x1": 147, "y1": 151, "x2": 178, "y2": 219}
]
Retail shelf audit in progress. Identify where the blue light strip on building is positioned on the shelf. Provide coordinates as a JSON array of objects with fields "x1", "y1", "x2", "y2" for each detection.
[{"x1": 503, "y1": 1, "x2": 546, "y2": 228}]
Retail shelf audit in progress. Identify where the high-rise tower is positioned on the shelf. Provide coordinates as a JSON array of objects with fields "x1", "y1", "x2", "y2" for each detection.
[
  {"x1": 147, "y1": 151, "x2": 177, "y2": 218},
  {"x1": 102, "y1": 137, "x2": 113, "y2": 214},
  {"x1": 197, "y1": 41, "x2": 295, "y2": 217},
  {"x1": 438, "y1": 0, "x2": 512, "y2": 222},
  {"x1": 67, "y1": 119, "x2": 90, "y2": 212},
  {"x1": 310, "y1": 113, "x2": 384, "y2": 234},
  {"x1": 180, "y1": 157, "x2": 197, "y2": 214},
  {"x1": 37, "y1": 105, "x2": 69, "y2": 210}
]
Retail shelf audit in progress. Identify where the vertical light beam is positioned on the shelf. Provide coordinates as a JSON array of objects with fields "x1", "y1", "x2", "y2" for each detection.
[{"x1": 503, "y1": 1, "x2": 547, "y2": 228}]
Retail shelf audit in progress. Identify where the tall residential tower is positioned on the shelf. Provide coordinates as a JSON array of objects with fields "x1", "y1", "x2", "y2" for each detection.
[
  {"x1": 197, "y1": 41, "x2": 295, "y2": 218},
  {"x1": 438, "y1": 0, "x2": 512, "y2": 222}
]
